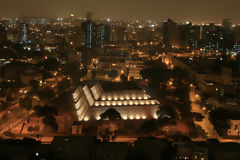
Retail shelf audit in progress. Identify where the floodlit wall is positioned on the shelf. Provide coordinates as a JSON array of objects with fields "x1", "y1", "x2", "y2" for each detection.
[
  {"x1": 74, "y1": 83, "x2": 160, "y2": 121},
  {"x1": 84, "y1": 105, "x2": 159, "y2": 121},
  {"x1": 91, "y1": 82, "x2": 104, "y2": 100},
  {"x1": 72, "y1": 87, "x2": 90, "y2": 121},
  {"x1": 100, "y1": 90, "x2": 149, "y2": 101},
  {"x1": 82, "y1": 85, "x2": 95, "y2": 106}
]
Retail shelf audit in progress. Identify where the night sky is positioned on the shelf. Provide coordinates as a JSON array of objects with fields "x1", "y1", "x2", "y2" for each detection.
[{"x1": 0, "y1": 0, "x2": 239, "y2": 22}]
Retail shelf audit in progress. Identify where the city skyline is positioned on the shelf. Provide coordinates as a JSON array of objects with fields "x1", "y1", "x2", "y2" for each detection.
[{"x1": 0, "y1": 0, "x2": 239, "y2": 23}]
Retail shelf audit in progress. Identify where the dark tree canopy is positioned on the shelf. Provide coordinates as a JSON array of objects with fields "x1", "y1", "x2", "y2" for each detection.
[
  {"x1": 19, "y1": 96, "x2": 32, "y2": 111},
  {"x1": 100, "y1": 108, "x2": 122, "y2": 120},
  {"x1": 171, "y1": 67, "x2": 189, "y2": 81},
  {"x1": 191, "y1": 112, "x2": 205, "y2": 121},
  {"x1": 91, "y1": 69, "x2": 97, "y2": 80},
  {"x1": 36, "y1": 87, "x2": 55, "y2": 100},
  {"x1": 34, "y1": 106, "x2": 58, "y2": 117},
  {"x1": 120, "y1": 74, "x2": 128, "y2": 82},
  {"x1": 108, "y1": 70, "x2": 118, "y2": 80},
  {"x1": 43, "y1": 57, "x2": 60, "y2": 71},
  {"x1": 57, "y1": 78, "x2": 71, "y2": 93},
  {"x1": 64, "y1": 61, "x2": 87, "y2": 85},
  {"x1": 34, "y1": 105, "x2": 59, "y2": 132},
  {"x1": 157, "y1": 105, "x2": 177, "y2": 120},
  {"x1": 42, "y1": 115, "x2": 58, "y2": 132},
  {"x1": 29, "y1": 80, "x2": 39, "y2": 92},
  {"x1": 140, "y1": 119, "x2": 158, "y2": 134},
  {"x1": 140, "y1": 62, "x2": 170, "y2": 86}
]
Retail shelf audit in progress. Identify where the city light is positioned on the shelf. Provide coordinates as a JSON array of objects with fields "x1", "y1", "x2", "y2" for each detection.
[
  {"x1": 2, "y1": 9, "x2": 240, "y2": 154},
  {"x1": 84, "y1": 117, "x2": 89, "y2": 121},
  {"x1": 129, "y1": 115, "x2": 134, "y2": 120},
  {"x1": 96, "y1": 116, "x2": 101, "y2": 120},
  {"x1": 142, "y1": 115, "x2": 147, "y2": 119}
]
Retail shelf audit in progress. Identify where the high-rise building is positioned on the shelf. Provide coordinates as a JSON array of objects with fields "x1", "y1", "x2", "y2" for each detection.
[
  {"x1": 233, "y1": 26, "x2": 240, "y2": 43},
  {"x1": 0, "y1": 26, "x2": 7, "y2": 43},
  {"x1": 93, "y1": 24, "x2": 110, "y2": 47},
  {"x1": 81, "y1": 12, "x2": 110, "y2": 48},
  {"x1": 178, "y1": 22, "x2": 201, "y2": 49},
  {"x1": 163, "y1": 19, "x2": 179, "y2": 48},
  {"x1": 189, "y1": 25, "x2": 201, "y2": 49},
  {"x1": 81, "y1": 12, "x2": 94, "y2": 48},
  {"x1": 81, "y1": 20, "x2": 93, "y2": 48},
  {"x1": 201, "y1": 23, "x2": 222, "y2": 51},
  {"x1": 178, "y1": 22, "x2": 191, "y2": 48},
  {"x1": 110, "y1": 26, "x2": 128, "y2": 42},
  {"x1": 14, "y1": 22, "x2": 29, "y2": 43},
  {"x1": 222, "y1": 19, "x2": 232, "y2": 30},
  {"x1": 22, "y1": 23, "x2": 28, "y2": 43}
]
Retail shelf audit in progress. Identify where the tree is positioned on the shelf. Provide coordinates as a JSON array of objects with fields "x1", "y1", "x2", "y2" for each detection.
[
  {"x1": 42, "y1": 69, "x2": 53, "y2": 80},
  {"x1": 43, "y1": 57, "x2": 60, "y2": 71},
  {"x1": 209, "y1": 108, "x2": 230, "y2": 129},
  {"x1": 140, "y1": 119, "x2": 158, "y2": 135},
  {"x1": 195, "y1": 125, "x2": 206, "y2": 138},
  {"x1": 29, "y1": 80, "x2": 39, "y2": 92},
  {"x1": 174, "y1": 82, "x2": 191, "y2": 114},
  {"x1": 36, "y1": 87, "x2": 55, "y2": 100},
  {"x1": 19, "y1": 96, "x2": 32, "y2": 111},
  {"x1": 126, "y1": 68, "x2": 129, "y2": 79},
  {"x1": 42, "y1": 115, "x2": 58, "y2": 132},
  {"x1": 33, "y1": 105, "x2": 58, "y2": 132},
  {"x1": 171, "y1": 67, "x2": 189, "y2": 81},
  {"x1": 79, "y1": 67, "x2": 88, "y2": 80},
  {"x1": 130, "y1": 76, "x2": 134, "y2": 82},
  {"x1": 201, "y1": 92, "x2": 211, "y2": 103},
  {"x1": 57, "y1": 78, "x2": 71, "y2": 93},
  {"x1": 219, "y1": 29, "x2": 235, "y2": 52},
  {"x1": 120, "y1": 74, "x2": 128, "y2": 82},
  {"x1": 34, "y1": 106, "x2": 58, "y2": 117},
  {"x1": 100, "y1": 108, "x2": 122, "y2": 120},
  {"x1": 191, "y1": 112, "x2": 204, "y2": 121},
  {"x1": 140, "y1": 62, "x2": 170, "y2": 86},
  {"x1": 91, "y1": 69, "x2": 97, "y2": 80},
  {"x1": 156, "y1": 105, "x2": 177, "y2": 121},
  {"x1": 101, "y1": 128, "x2": 112, "y2": 142},
  {"x1": 69, "y1": 69, "x2": 81, "y2": 85},
  {"x1": 107, "y1": 70, "x2": 118, "y2": 80},
  {"x1": 64, "y1": 61, "x2": 86, "y2": 85}
]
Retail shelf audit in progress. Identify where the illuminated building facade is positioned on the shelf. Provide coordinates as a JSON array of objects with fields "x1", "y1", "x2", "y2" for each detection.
[
  {"x1": 93, "y1": 24, "x2": 110, "y2": 47},
  {"x1": 81, "y1": 20, "x2": 93, "y2": 48},
  {"x1": 163, "y1": 19, "x2": 179, "y2": 47},
  {"x1": 72, "y1": 87, "x2": 90, "y2": 121},
  {"x1": 126, "y1": 59, "x2": 144, "y2": 80},
  {"x1": 72, "y1": 82, "x2": 159, "y2": 121}
]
